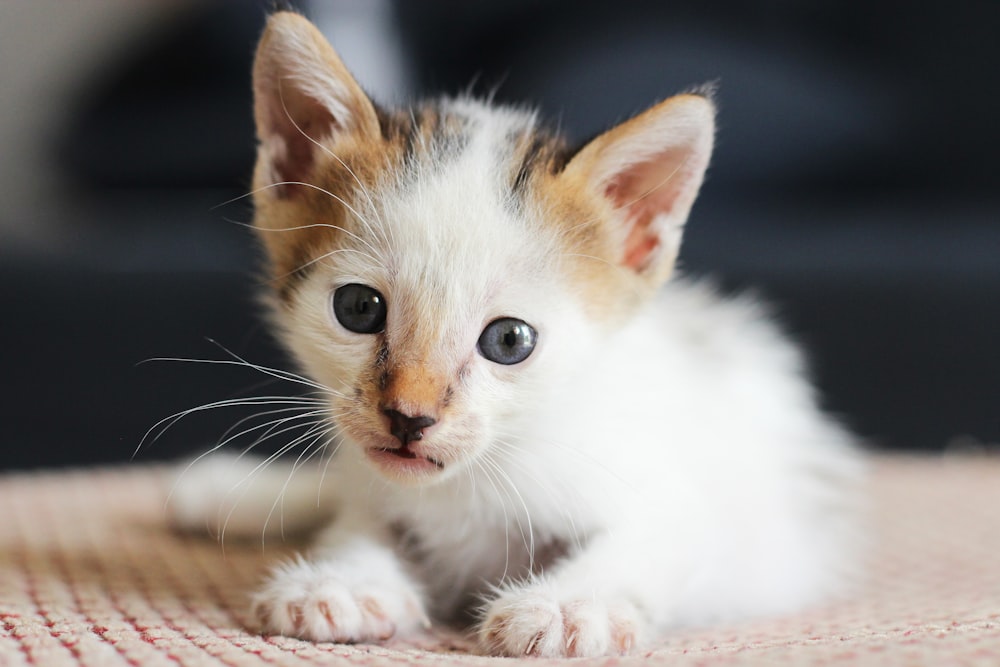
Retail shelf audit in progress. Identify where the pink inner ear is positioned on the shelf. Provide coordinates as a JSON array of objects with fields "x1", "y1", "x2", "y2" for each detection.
[
  {"x1": 263, "y1": 80, "x2": 338, "y2": 198},
  {"x1": 605, "y1": 155, "x2": 689, "y2": 271}
]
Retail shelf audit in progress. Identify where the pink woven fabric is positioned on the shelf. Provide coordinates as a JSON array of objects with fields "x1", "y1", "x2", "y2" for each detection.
[{"x1": 1, "y1": 455, "x2": 998, "y2": 665}]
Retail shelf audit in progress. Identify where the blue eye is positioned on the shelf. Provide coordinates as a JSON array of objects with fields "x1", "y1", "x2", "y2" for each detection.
[
  {"x1": 477, "y1": 318, "x2": 537, "y2": 365},
  {"x1": 333, "y1": 284, "x2": 386, "y2": 333}
]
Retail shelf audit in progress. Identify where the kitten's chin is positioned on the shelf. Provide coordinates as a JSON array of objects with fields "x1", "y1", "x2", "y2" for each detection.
[{"x1": 365, "y1": 446, "x2": 447, "y2": 485}]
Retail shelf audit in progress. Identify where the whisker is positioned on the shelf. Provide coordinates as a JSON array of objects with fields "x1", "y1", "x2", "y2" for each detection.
[
  {"x1": 216, "y1": 405, "x2": 327, "y2": 448},
  {"x1": 244, "y1": 179, "x2": 388, "y2": 263},
  {"x1": 275, "y1": 77, "x2": 393, "y2": 251},
  {"x1": 164, "y1": 407, "x2": 333, "y2": 507},
  {"x1": 558, "y1": 251, "x2": 624, "y2": 274},
  {"x1": 138, "y1": 395, "x2": 326, "y2": 458},
  {"x1": 558, "y1": 251, "x2": 648, "y2": 300},
  {"x1": 492, "y1": 439, "x2": 585, "y2": 553},
  {"x1": 470, "y1": 457, "x2": 513, "y2": 584},
  {"x1": 205, "y1": 340, "x2": 341, "y2": 396},
  {"x1": 316, "y1": 431, "x2": 346, "y2": 506},
  {"x1": 314, "y1": 149, "x2": 394, "y2": 253},
  {"x1": 228, "y1": 410, "x2": 331, "y2": 458},
  {"x1": 219, "y1": 418, "x2": 336, "y2": 545},
  {"x1": 279, "y1": 247, "x2": 377, "y2": 281},
  {"x1": 234, "y1": 218, "x2": 382, "y2": 270},
  {"x1": 139, "y1": 353, "x2": 335, "y2": 396},
  {"x1": 262, "y1": 426, "x2": 339, "y2": 543},
  {"x1": 495, "y1": 431, "x2": 641, "y2": 502},
  {"x1": 215, "y1": 182, "x2": 390, "y2": 260},
  {"x1": 479, "y1": 451, "x2": 536, "y2": 578}
]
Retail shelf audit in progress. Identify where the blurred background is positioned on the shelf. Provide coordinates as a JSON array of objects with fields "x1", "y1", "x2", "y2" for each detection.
[{"x1": 1, "y1": 0, "x2": 997, "y2": 470}]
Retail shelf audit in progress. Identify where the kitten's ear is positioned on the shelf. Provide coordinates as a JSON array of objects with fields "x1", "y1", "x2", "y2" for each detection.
[
  {"x1": 252, "y1": 12, "x2": 379, "y2": 197},
  {"x1": 563, "y1": 93, "x2": 715, "y2": 285}
]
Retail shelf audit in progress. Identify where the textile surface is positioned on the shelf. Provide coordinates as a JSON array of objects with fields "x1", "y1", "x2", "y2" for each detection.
[{"x1": 1, "y1": 455, "x2": 998, "y2": 666}]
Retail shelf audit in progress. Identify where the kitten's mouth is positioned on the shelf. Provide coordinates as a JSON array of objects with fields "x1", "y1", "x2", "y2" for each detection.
[
  {"x1": 381, "y1": 444, "x2": 444, "y2": 467},
  {"x1": 367, "y1": 444, "x2": 445, "y2": 476}
]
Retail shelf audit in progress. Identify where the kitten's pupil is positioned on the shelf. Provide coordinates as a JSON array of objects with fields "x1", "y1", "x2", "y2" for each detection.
[
  {"x1": 333, "y1": 284, "x2": 387, "y2": 334},
  {"x1": 478, "y1": 318, "x2": 537, "y2": 365}
]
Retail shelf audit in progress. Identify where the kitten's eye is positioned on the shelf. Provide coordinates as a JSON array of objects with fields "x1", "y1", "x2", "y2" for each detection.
[
  {"x1": 332, "y1": 283, "x2": 387, "y2": 334},
  {"x1": 477, "y1": 318, "x2": 537, "y2": 365}
]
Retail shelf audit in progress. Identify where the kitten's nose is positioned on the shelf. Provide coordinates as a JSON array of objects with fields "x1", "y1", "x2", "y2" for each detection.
[{"x1": 382, "y1": 408, "x2": 436, "y2": 445}]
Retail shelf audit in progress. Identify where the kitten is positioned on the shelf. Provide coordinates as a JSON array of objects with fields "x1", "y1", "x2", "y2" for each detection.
[{"x1": 171, "y1": 11, "x2": 862, "y2": 658}]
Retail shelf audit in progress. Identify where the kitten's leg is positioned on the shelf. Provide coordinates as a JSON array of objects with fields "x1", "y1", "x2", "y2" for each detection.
[
  {"x1": 479, "y1": 532, "x2": 682, "y2": 658},
  {"x1": 167, "y1": 452, "x2": 335, "y2": 539},
  {"x1": 253, "y1": 511, "x2": 429, "y2": 643}
]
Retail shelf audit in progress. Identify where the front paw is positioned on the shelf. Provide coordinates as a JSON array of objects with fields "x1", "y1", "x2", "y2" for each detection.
[
  {"x1": 479, "y1": 590, "x2": 642, "y2": 657},
  {"x1": 252, "y1": 557, "x2": 428, "y2": 643}
]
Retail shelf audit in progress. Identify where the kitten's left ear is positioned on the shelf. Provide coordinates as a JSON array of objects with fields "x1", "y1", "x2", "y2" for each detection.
[
  {"x1": 252, "y1": 12, "x2": 380, "y2": 196},
  {"x1": 563, "y1": 93, "x2": 715, "y2": 285}
]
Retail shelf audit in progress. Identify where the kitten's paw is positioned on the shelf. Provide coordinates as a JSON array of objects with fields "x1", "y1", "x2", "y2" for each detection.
[
  {"x1": 479, "y1": 590, "x2": 641, "y2": 657},
  {"x1": 252, "y1": 557, "x2": 428, "y2": 643}
]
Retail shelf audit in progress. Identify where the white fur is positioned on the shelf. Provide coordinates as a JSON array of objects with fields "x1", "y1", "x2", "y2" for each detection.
[
  {"x1": 167, "y1": 451, "x2": 336, "y2": 540},
  {"x1": 174, "y1": 92, "x2": 861, "y2": 656}
]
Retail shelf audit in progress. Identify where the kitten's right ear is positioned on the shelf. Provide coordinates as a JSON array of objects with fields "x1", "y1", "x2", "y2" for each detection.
[
  {"x1": 252, "y1": 12, "x2": 379, "y2": 197},
  {"x1": 560, "y1": 93, "x2": 715, "y2": 288}
]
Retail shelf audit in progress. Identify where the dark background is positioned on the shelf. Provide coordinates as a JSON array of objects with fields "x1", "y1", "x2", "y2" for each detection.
[{"x1": 2, "y1": 1, "x2": 997, "y2": 470}]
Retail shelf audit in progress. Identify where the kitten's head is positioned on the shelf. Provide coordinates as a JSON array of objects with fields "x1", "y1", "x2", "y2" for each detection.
[{"x1": 250, "y1": 12, "x2": 714, "y2": 486}]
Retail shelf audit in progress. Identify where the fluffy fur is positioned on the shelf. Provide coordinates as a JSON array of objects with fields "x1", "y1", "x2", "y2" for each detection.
[{"x1": 169, "y1": 12, "x2": 862, "y2": 658}]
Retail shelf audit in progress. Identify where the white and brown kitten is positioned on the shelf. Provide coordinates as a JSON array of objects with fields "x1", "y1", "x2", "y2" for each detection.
[{"x1": 170, "y1": 12, "x2": 862, "y2": 658}]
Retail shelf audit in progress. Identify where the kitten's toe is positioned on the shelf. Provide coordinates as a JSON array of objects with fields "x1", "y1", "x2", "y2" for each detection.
[
  {"x1": 479, "y1": 591, "x2": 641, "y2": 658},
  {"x1": 481, "y1": 592, "x2": 563, "y2": 657},
  {"x1": 252, "y1": 559, "x2": 427, "y2": 643},
  {"x1": 256, "y1": 586, "x2": 390, "y2": 642},
  {"x1": 604, "y1": 602, "x2": 641, "y2": 655}
]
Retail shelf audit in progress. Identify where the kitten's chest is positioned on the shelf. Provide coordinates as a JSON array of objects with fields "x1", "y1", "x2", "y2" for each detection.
[{"x1": 384, "y1": 495, "x2": 574, "y2": 615}]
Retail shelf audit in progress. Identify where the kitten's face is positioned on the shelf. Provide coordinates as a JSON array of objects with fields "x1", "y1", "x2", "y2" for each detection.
[
  {"x1": 250, "y1": 13, "x2": 714, "y2": 486},
  {"x1": 270, "y1": 105, "x2": 600, "y2": 485}
]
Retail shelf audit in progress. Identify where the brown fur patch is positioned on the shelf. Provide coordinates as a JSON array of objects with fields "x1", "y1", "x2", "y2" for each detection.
[
  {"x1": 380, "y1": 363, "x2": 449, "y2": 420},
  {"x1": 251, "y1": 13, "x2": 419, "y2": 296},
  {"x1": 253, "y1": 125, "x2": 393, "y2": 296},
  {"x1": 523, "y1": 94, "x2": 715, "y2": 323},
  {"x1": 531, "y1": 537, "x2": 571, "y2": 576},
  {"x1": 529, "y1": 163, "x2": 652, "y2": 324},
  {"x1": 254, "y1": 98, "x2": 478, "y2": 299},
  {"x1": 509, "y1": 129, "x2": 572, "y2": 197}
]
